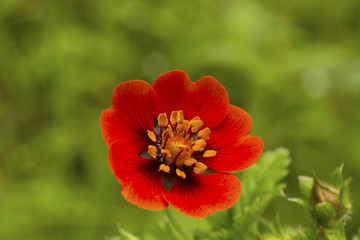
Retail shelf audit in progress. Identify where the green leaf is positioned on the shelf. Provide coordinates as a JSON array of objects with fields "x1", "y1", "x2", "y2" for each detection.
[
  {"x1": 233, "y1": 194, "x2": 274, "y2": 236},
  {"x1": 258, "y1": 219, "x2": 274, "y2": 235},
  {"x1": 298, "y1": 176, "x2": 314, "y2": 200},
  {"x1": 239, "y1": 148, "x2": 290, "y2": 208},
  {"x1": 287, "y1": 197, "x2": 312, "y2": 214},
  {"x1": 338, "y1": 177, "x2": 352, "y2": 216},
  {"x1": 330, "y1": 165, "x2": 343, "y2": 188},
  {"x1": 231, "y1": 148, "x2": 290, "y2": 237}
]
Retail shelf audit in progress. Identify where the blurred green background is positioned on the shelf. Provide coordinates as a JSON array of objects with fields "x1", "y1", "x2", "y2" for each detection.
[{"x1": 1, "y1": 0, "x2": 359, "y2": 239}]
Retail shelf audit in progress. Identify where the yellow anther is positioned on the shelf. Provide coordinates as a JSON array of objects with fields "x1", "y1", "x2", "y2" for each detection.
[
  {"x1": 161, "y1": 149, "x2": 172, "y2": 157},
  {"x1": 177, "y1": 121, "x2": 188, "y2": 132},
  {"x1": 159, "y1": 163, "x2": 170, "y2": 173},
  {"x1": 177, "y1": 110, "x2": 184, "y2": 124},
  {"x1": 190, "y1": 120, "x2": 204, "y2": 132},
  {"x1": 176, "y1": 168, "x2": 186, "y2": 179},
  {"x1": 198, "y1": 127, "x2": 211, "y2": 140},
  {"x1": 147, "y1": 130, "x2": 157, "y2": 142},
  {"x1": 203, "y1": 150, "x2": 217, "y2": 158},
  {"x1": 148, "y1": 145, "x2": 158, "y2": 159},
  {"x1": 157, "y1": 113, "x2": 168, "y2": 127},
  {"x1": 170, "y1": 111, "x2": 179, "y2": 126},
  {"x1": 192, "y1": 139, "x2": 206, "y2": 151},
  {"x1": 193, "y1": 162, "x2": 207, "y2": 174},
  {"x1": 184, "y1": 158, "x2": 197, "y2": 166}
]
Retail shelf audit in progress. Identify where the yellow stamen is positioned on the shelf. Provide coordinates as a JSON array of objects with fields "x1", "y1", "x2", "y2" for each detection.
[
  {"x1": 159, "y1": 164, "x2": 170, "y2": 173},
  {"x1": 148, "y1": 145, "x2": 157, "y2": 159},
  {"x1": 203, "y1": 150, "x2": 217, "y2": 158},
  {"x1": 198, "y1": 127, "x2": 211, "y2": 140},
  {"x1": 170, "y1": 111, "x2": 178, "y2": 126},
  {"x1": 193, "y1": 162, "x2": 207, "y2": 174},
  {"x1": 192, "y1": 139, "x2": 206, "y2": 151},
  {"x1": 146, "y1": 111, "x2": 216, "y2": 179},
  {"x1": 177, "y1": 121, "x2": 188, "y2": 132},
  {"x1": 190, "y1": 120, "x2": 204, "y2": 132},
  {"x1": 177, "y1": 110, "x2": 184, "y2": 124},
  {"x1": 157, "y1": 113, "x2": 168, "y2": 127},
  {"x1": 178, "y1": 144, "x2": 191, "y2": 153},
  {"x1": 147, "y1": 130, "x2": 157, "y2": 142},
  {"x1": 161, "y1": 149, "x2": 172, "y2": 158},
  {"x1": 184, "y1": 158, "x2": 197, "y2": 166},
  {"x1": 176, "y1": 168, "x2": 186, "y2": 179}
]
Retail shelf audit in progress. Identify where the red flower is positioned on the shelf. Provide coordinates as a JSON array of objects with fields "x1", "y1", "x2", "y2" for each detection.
[{"x1": 100, "y1": 70, "x2": 263, "y2": 218}]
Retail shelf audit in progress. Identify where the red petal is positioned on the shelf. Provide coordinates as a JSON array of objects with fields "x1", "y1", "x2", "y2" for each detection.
[
  {"x1": 201, "y1": 136, "x2": 263, "y2": 173},
  {"x1": 101, "y1": 109, "x2": 149, "y2": 151},
  {"x1": 164, "y1": 173, "x2": 241, "y2": 218},
  {"x1": 152, "y1": 71, "x2": 229, "y2": 128},
  {"x1": 108, "y1": 141, "x2": 168, "y2": 210},
  {"x1": 111, "y1": 80, "x2": 158, "y2": 136},
  {"x1": 152, "y1": 70, "x2": 196, "y2": 117},
  {"x1": 208, "y1": 105, "x2": 253, "y2": 149},
  {"x1": 188, "y1": 76, "x2": 229, "y2": 128}
]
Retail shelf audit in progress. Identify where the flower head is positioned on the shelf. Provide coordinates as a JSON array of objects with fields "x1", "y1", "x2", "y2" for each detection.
[{"x1": 100, "y1": 70, "x2": 263, "y2": 218}]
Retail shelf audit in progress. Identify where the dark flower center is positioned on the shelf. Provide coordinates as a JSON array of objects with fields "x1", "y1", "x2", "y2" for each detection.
[{"x1": 146, "y1": 110, "x2": 216, "y2": 182}]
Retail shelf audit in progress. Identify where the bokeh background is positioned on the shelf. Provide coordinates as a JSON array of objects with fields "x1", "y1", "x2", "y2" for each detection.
[{"x1": 1, "y1": 0, "x2": 359, "y2": 239}]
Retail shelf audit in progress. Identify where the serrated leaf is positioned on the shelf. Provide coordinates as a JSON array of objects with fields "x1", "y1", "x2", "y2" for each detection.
[
  {"x1": 233, "y1": 194, "x2": 273, "y2": 236},
  {"x1": 239, "y1": 148, "x2": 290, "y2": 209},
  {"x1": 256, "y1": 217, "x2": 292, "y2": 240},
  {"x1": 230, "y1": 148, "x2": 290, "y2": 237}
]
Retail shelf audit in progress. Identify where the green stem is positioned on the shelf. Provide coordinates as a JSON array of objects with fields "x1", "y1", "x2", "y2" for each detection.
[{"x1": 165, "y1": 208, "x2": 193, "y2": 240}]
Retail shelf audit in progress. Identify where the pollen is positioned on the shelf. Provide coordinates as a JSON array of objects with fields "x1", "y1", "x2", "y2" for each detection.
[
  {"x1": 176, "y1": 168, "x2": 186, "y2": 179},
  {"x1": 192, "y1": 139, "x2": 206, "y2": 151},
  {"x1": 203, "y1": 150, "x2": 217, "y2": 157},
  {"x1": 170, "y1": 111, "x2": 178, "y2": 126},
  {"x1": 159, "y1": 163, "x2": 170, "y2": 173},
  {"x1": 146, "y1": 110, "x2": 214, "y2": 179},
  {"x1": 184, "y1": 158, "x2": 197, "y2": 166},
  {"x1": 147, "y1": 130, "x2": 157, "y2": 142},
  {"x1": 198, "y1": 127, "x2": 211, "y2": 140},
  {"x1": 158, "y1": 113, "x2": 168, "y2": 127},
  {"x1": 189, "y1": 119, "x2": 204, "y2": 132},
  {"x1": 148, "y1": 145, "x2": 157, "y2": 159},
  {"x1": 193, "y1": 162, "x2": 207, "y2": 174}
]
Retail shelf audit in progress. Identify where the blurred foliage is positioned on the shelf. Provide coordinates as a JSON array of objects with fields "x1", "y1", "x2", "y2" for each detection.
[
  {"x1": 1, "y1": 0, "x2": 360, "y2": 239},
  {"x1": 108, "y1": 151, "x2": 358, "y2": 240}
]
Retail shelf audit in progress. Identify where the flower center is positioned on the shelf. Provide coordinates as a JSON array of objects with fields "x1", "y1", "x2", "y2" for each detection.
[{"x1": 146, "y1": 110, "x2": 217, "y2": 180}]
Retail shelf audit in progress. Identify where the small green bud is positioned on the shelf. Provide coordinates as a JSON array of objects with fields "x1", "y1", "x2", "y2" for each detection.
[
  {"x1": 310, "y1": 173, "x2": 351, "y2": 227},
  {"x1": 310, "y1": 175, "x2": 339, "y2": 208}
]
